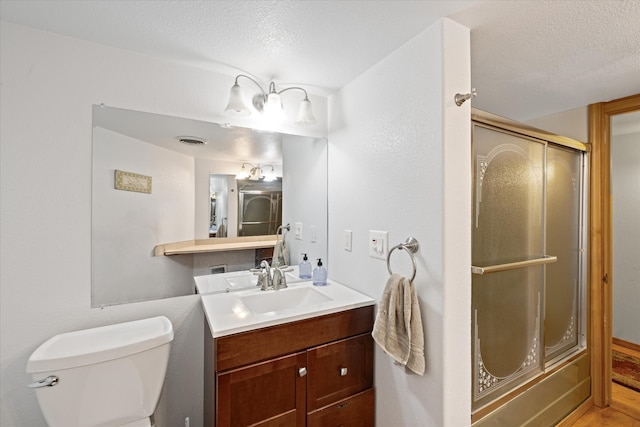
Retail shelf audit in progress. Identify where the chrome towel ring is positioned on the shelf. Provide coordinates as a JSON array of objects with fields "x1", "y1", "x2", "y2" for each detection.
[{"x1": 386, "y1": 237, "x2": 420, "y2": 282}]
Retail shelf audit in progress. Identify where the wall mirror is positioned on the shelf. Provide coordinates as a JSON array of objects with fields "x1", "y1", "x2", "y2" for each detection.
[{"x1": 92, "y1": 105, "x2": 328, "y2": 307}]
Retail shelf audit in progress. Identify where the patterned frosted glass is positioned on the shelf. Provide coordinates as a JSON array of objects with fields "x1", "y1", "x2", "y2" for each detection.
[
  {"x1": 472, "y1": 125, "x2": 546, "y2": 410},
  {"x1": 472, "y1": 126, "x2": 545, "y2": 266},
  {"x1": 545, "y1": 145, "x2": 582, "y2": 361}
]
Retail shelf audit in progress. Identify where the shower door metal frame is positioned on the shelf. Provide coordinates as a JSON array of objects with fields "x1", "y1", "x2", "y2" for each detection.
[{"x1": 471, "y1": 109, "x2": 591, "y2": 423}]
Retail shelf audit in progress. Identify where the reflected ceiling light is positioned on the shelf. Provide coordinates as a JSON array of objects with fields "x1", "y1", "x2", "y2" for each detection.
[
  {"x1": 225, "y1": 75, "x2": 316, "y2": 125},
  {"x1": 236, "y1": 163, "x2": 277, "y2": 181}
]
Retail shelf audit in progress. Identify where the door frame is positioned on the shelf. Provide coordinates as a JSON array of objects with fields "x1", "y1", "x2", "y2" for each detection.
[{"x1": 588, "y1": 93, "x2": 640, "y2": 407}]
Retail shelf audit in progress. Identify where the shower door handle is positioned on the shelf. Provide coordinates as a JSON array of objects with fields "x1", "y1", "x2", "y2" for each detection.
[{"x1": 471, "y1": 255, "x2": 557, "y2": 275}]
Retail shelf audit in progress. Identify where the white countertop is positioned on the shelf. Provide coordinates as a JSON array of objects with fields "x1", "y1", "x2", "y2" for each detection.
[{"x1": 201, "y1": 279, "x2": 375, "y2": 338}]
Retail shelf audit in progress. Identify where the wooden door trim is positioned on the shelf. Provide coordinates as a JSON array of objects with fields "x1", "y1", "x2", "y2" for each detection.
[{"x1": 588, "y1": 93, "x2": 640, "y2": 408}]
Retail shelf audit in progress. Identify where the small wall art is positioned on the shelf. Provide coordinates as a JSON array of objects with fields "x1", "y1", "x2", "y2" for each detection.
[{"x1": 114, "y1": 170, "x2": 152, "y2": 194}]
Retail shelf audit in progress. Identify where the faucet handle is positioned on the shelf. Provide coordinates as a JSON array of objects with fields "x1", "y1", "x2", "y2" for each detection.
[
  {"x1": 272, "y1": 268, "x2": 287, "y2": 290},
  {"x1": 258, "y1": 271, "x2": 272, "y2": 290}
]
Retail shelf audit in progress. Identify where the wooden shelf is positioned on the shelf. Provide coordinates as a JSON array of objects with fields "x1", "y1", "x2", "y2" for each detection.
[{"x1": 154, "y1": 235, "x2": 278, "y2": 256}]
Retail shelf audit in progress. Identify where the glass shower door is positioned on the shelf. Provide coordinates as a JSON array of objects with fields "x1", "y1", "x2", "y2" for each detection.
[
  {"x1": 471, "y1": 114, "x2": 589, "y2": 425},
  {"x1": 545, "y1": 145, "x2": 584, "y2": 363},
  {"x1": 472, "y1": 125, "x2": 548, "y2": 410}
]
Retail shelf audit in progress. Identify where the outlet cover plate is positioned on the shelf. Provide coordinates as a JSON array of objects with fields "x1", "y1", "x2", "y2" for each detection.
[
  {"x1": 369, "y1": 230, "x2": 388, "y2": 260},
  {"x1": 294, "y1": 222, "x2": 303, "y2": 240}
]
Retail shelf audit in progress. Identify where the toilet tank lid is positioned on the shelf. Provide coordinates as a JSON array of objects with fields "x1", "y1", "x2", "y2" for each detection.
[{"x1": 26, "y1": 316, "x2": 174, "y2": 373}]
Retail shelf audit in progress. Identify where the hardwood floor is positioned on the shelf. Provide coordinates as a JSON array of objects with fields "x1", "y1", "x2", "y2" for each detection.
[{"x1": 568, "y1": 343, "x2": 640, "y2": 427}]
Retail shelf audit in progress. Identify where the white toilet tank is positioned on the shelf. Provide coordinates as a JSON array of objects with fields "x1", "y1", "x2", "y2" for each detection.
[{"x1": 27, "y1": 316, "x2": 174, "y2": 427}]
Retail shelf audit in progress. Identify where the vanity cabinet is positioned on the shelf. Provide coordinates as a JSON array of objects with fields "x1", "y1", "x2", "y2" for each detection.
[{"x1": 204, "y1": 306, "x2": 375, "y2": 427}]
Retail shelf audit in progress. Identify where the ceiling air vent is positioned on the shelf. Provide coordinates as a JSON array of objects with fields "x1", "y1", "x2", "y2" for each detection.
[{"x1": 176, "y1": 136, "x2": 208, "y2": 146}]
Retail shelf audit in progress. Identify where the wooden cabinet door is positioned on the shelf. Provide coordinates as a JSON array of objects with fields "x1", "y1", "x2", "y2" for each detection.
[
  {"x1": 307, "y1": 333, "x2": 374, "y2": 411},
  {"x1": 216, "y1": 352, "x2": 307, "y2": 427}
]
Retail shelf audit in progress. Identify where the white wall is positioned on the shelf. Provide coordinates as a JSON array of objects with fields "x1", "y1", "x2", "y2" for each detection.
[
  {"x1": 328, "y1": 18, "x2": 471, "y2": 426},
  {"x1": 611, "y1": 130, "x2": 640, "y2": 344},
  {"x1": 282, "y1": 134, "x2": 328, "y2": 266},
  {"x1": 92, "y1": 127, "x2": 195, "y2": 306},
  {"x1": 0, "y1": 22, "x2": 327, "y2": 427},
  {"x1": 525, "y1": 106, "x2": 589, "y2": 143}
]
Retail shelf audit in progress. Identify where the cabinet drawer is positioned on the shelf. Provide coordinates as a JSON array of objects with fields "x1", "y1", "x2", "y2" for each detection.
[
  {"x1": 216, "y1": 305, "x2": 374, "y2": 371},
  {"x1": 307, "y1": 333, "x2": 374, "y2": 411},
  {"x1": 216, "y1": 352, "x2": 307, "y2": 427},
  {"x1": 308, "y1": 388, "x2": 375, "y2": 427}
]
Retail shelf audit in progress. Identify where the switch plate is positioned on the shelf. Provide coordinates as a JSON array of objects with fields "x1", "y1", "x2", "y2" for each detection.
[
  {"x1": 310, "y1": 225, "x2": 316, "y2": 243},
  {"x1": 369, "y1": 230, "x2": 388, "y2": 260},
  {"x1": 294, "y1": 222, "x2": 303, "y2": 240},
  {"x1": 344, "y1": 230, "x2": 352, "y2": 251}
]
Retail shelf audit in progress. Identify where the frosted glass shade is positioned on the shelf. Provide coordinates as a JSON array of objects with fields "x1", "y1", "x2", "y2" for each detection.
[
  {"x1": 263, "y1": 93, "x2": 286, "y2": 121},
  {"x1": 225, "y1": 83, "x2": 250, "y2": 115},
  {"x1": 295, "y1": 98, "x2": 316, "y2": 125}
]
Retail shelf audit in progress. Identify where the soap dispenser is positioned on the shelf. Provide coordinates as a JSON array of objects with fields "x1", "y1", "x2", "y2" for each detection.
[
  {"x1": 312, "y1": 258, "x2": 327, "y2": 286},
  {"x1": 299, "y1": 253, "x2": 312, "y2": 279}
]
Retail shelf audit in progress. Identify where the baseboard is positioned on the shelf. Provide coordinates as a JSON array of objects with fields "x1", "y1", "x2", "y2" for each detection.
[{"x1": 613, "y1": 337, "x2": 640, "y2": 353}]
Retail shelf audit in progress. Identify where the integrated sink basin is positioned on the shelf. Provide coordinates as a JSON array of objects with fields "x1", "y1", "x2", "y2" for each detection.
[
  {"x1": 201, "y1": 280, "x2": 375, "y2": 338},
  {"x1": 224, "y1": 274, "x2": 258, "y2": 289},
  {"x1": 194, "y1": 266, "x2": 306, "y2": 294},
  {"x1": 240, "y1": 286, "x2": 332, "y2": 314}
]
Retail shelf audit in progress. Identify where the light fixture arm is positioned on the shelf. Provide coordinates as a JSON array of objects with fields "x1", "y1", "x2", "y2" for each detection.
[
  {"x1": 276, "y1": 86, "x2": 310, "y2": 101},
  {"x1": 234, "y1": 74, "x2": 268, "y2": 95}
]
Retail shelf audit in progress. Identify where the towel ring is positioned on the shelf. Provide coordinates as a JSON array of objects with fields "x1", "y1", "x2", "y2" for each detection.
[{"x1": 386, "y1": 237, "x2": 419, "y2": 282}]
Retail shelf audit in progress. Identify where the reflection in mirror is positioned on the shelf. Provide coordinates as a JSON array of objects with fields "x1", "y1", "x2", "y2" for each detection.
[
  {"x1": 92, "y1": 105, "x2": 327, "y2": 307},
  {"x1": 209, "y1": 175, "x2": 283, "y2": 238}
]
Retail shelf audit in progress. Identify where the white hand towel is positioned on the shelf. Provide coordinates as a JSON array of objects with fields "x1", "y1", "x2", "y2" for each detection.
[
  {"x1": 372, "y1": 273, "x2": 425, "y2": 375},
  {"x1": 272, "y1": 239, "x2": 289, "y2": 267}
]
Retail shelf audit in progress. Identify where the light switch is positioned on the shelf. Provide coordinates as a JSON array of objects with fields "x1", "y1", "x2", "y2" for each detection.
[
  {"x1": 344, "y1": 230, "x2": 352, "y2": 251},
  {"x1": 310, "y1": 225, "x2": 316, "y2": 243}
]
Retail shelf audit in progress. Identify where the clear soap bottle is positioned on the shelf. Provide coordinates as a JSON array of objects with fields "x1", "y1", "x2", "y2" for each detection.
[
  {"x1": 312, "y1": 258, "x2": 327, "y2": 286},
  {"x1": 299, "y1": 253, "x2": 312, "y2": 279}
]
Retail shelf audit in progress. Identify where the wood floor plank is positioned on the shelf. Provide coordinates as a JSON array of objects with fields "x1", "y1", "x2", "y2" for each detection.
[
  {"x1": 612, "y1": 382, "x2": 640, "y2": 420},
  {"x1": 569, "y1": 405, "x2": 640, "y2": 427}
]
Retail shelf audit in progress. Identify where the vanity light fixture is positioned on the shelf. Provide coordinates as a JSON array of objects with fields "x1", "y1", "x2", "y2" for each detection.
[
  {"x1": 225, "y1": 74, "x2": 316, "y2": 125},
  {"x1": 236, "y1": 163, "x2": 277, "y2": 181}
]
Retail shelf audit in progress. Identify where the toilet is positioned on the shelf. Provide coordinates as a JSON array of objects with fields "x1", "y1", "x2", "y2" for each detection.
[{"x1": 26, "y1": 316, "x2": 174, "y2": 427}]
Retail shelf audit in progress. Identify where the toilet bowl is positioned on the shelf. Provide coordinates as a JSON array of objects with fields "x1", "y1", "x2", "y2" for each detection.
[{"x1": 26, "y1": 316, "x2": 174, "y2": 427}]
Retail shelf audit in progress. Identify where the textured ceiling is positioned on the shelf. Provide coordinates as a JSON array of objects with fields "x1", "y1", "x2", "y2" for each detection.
[
  {"x1": 1, "y1": 0, "x2": 639, "y2": 121},
  {"x1": 452, "y1": 0, "x2": 640, "y2": 120}
]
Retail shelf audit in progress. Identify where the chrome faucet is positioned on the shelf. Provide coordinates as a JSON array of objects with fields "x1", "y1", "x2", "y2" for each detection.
[
  {"x1": 256, "y1": 260, "x2": 288, "y2": 291},
  {"x1": 257, "y1": 260, "x2": 273, "y2": 291},
  {"x1": 272, "y1": 268, "x2": 287, "y2": 290}
]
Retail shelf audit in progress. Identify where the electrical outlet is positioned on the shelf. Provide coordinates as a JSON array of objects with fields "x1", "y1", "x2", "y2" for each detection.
[
  {"x1": 344, "y1": 230, "x2": 352, "y2": 251},
  {"x1": 368, "y1": 230, "x2": 388, "y2": 260},
  {"x1": 295, "y1": 222, "x2": 303, "y2": 240}
]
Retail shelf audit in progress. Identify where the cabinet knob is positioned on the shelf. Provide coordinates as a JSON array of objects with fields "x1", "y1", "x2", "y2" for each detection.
[
  {"x1": 298, "y1": 367, "x2": 307, "y2": 377},
  {"x1": 340, "y1": 367, "x2": 348, "y2": 376}
]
